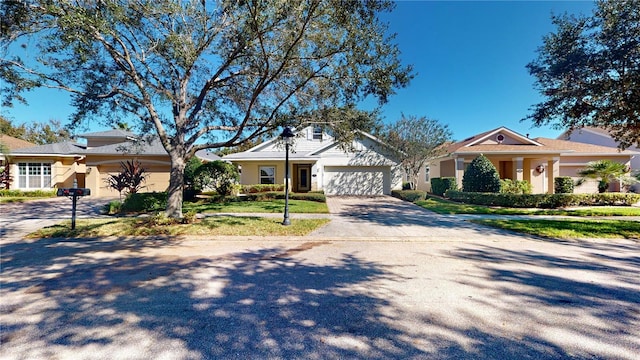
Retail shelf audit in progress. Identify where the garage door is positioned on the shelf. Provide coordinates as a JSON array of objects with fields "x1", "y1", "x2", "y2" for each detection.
[{"x1": 323, "y1": 166, "x2": 390, "y2": 195}]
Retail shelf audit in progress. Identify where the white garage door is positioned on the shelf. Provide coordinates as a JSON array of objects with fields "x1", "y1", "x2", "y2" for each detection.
[{"x1": 323, "y1": 166, "x2": 390, "y2": 195}]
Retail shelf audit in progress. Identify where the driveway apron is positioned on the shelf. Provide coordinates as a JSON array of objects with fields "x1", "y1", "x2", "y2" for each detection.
[{"x1": 308, "y1": 196, "x2": 498, "y2": 240}]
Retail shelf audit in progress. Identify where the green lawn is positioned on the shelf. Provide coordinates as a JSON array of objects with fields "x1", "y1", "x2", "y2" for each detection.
[
  {"x1": 471, "y1": 218, "x2": 640, "y2": 239},
  {"x1": 30, "y1": 216, "x2": 330, "y2": 238},
  {"x1": 183, "y1": 199, "x2": 329, "y2": 214},
  {"x1": 416, "y1": 196, "x2": 640, "y2": 216}
]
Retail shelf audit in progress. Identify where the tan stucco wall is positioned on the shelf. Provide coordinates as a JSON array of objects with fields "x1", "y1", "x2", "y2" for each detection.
[{"x1": 86, "y1": 155, "x2": 171, "y2": 197}]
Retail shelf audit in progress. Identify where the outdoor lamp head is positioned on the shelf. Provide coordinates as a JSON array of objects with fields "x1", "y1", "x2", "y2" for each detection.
[{"x1": 281, "y1": 127, "x2": 295, "y2": 145}]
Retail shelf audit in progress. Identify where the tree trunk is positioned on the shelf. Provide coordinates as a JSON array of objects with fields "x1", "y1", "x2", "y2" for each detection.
[{"x1": 166, "y1": 155, "x2": 186, "y2": 219}]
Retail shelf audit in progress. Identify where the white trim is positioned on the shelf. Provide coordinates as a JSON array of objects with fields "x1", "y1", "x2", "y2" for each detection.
[
  {"x1": 259, "y1": 165, "x2": 276, "y2": 184},
  {"x1": 465, "y1": 127, "x2": 544, "y2": 147}
]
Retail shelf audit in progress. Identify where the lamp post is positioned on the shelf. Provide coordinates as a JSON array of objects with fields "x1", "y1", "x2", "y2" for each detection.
[{"x1": 280, "y1": 127, "x2": 295, "y2": 225}]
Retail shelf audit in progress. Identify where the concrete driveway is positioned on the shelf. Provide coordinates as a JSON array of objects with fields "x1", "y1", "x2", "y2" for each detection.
[
  {"x1": 309, "y1": 196, "x2": 499, "y2": 240},
  {"x1": 2, "y1": 196, "x2": 639, "y2": 359},
  {"x1": 0, "y1": 196, "x2": 115, "y2": 241}
]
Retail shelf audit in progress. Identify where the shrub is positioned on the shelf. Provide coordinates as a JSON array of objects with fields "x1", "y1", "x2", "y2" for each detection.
[
  {"x1": 391, "y1": 190, "x2": 427, "y2": 202},
  {"x1": 244, "y1": 191, "x2": 326, "y2": 202},
  {"x1": 184, "y1": 157, "x2": 203, "y2": 191},
  {"x1": 554, "y1": 177, "x2": 574, "y2": 194},
  {"x1": 0, "y1": 189, "x2": 57, "y2": 197},
  {"x1": 105, "y1": 200, "x2": 122, "y2": 215},
  {"x1": 241, "y1": 184, "x2": 286, "y2": 193},
  {"x1": 194, "y1": 160, "x2": 239, "y2": 195},
  {"x1": 462, "y1": 155, "x2": 500, "y2": 193},
  {"x1": 402, "y1": 182, "x2": 412, "y2": 190},
  {"x1": 121, "y1": 192, "x2": 167, "y2": 213},
  {"x1": 446, "y1": 190, "x2": 640, "y2": 208},
  {"x1": 500, "y1": 179, "x2": 532, "y2": 194},
  {"x1": 431, "y1": 177, "x2": 457, "y2": 196}
]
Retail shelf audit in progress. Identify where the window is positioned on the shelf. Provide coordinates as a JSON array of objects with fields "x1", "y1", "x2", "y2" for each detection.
[
  {"x1": 18, "y1": 162, "x2": 52, "y2": 189},
  {"x1": 425, "y1": 166, "x2": 430, "y2": 182},
  {"x1": 313, "y1": 126, "x2": 323, "y2": 140},
  {"x1": 259, "y1": 166, "x2": 276, "y2": 184}
]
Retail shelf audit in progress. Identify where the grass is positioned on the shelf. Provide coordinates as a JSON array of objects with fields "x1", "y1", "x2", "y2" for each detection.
[
  {"x1": 29, "y1": 216, "x2": 330, "y2": 238},
  {"x1": 471, "y1": 218, "x2": 640, "y2": 239},
  {"x1": 182, "y1": 199, "x2": 329, "y2": 214},
  {"x1": 0, "y1": 196, "x2": 54, "y2": 203},
  {"x1": 416, "y1": 196, "x2": 640, "y2": 216}
]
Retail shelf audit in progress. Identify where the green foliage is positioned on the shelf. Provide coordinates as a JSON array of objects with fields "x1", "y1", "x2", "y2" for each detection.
[
  {"x1": 184, "y1": 157, "x2": 203, "y2": 191},
  {"x1": 577, "y1": 160, "x2": 628, "y2": 193},
  {"x1": 194, "y1": 160, "x2": 239, "y2": 195},
  {"x1": 241, "y1": 184, "x2": 286, "y2": 193},
  {"x1": 462, "y1": 155, "x2": 500, "y2": 193},
  {"x1": 0, "y1": 161, "x2": 11, "y2": 189},
  {"x1": 244, "y1": 192, "x2": 326, "y2": 203},
  {"x1": 554, "y1": 177, "x2": 575, "y2": 194},
  {"x1": 391, "y1": 190, "x2": 427, "y2": 202},
  {"x1": 430, "y1": 177, "x2": 457, "y2": 196},
  {"x1": 446, "y1": 190, "x2": 640, "y2": 209},
  {"x1": 500, "y1": 179, "x2": 532, "y2": 194},
  {"x1": 379, "y1": 115, "x2": 452, "y2": 189},
  {"x1": 121, "y1": 192, "x2": 167, "y2": 213},
  {"x1": 0, "y1": 116, "x2": 70, "y2": 144},
  {"x1": 105, "y1": 160, "x2": 148, "y2": 198},
  {"x1": 1, "y1": 1, "x2": 413, "y2": 218},
  {"x1": 526, "y1": 0, "x2": 640, "y2": 149},
  {"x1": 0, "y1": 189, "x2": 57, "y2": 197},
  {"x1": 105, "y1": 200, "x2": 122, "y2": 215}
]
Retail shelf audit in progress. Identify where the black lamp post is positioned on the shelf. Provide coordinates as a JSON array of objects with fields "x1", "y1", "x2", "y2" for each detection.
[{"x1": 280, "y1": 126, "x2": 295, "y2": 225}]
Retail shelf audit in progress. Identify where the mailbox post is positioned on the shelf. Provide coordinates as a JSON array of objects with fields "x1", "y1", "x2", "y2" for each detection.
[{"x1": 57, "y1": 188, "x2": 91, "y2": 230}]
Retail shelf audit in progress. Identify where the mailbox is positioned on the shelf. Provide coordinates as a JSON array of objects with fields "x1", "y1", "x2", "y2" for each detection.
[
  {"x1": 56, "y1": 188, "x2": 91, "y2": 230},
  {"x1": 57, "y1": 188, "x2": 91, "y2": 197}
]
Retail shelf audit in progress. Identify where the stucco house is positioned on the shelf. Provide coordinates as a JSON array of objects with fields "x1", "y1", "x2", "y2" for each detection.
[
  {"x1": 223, "y1": 126, "x2": 403, "y2": 196},
  {"x1": 559, "y1": 127, "x2": 640, "y2": 171},
  {"x1": 416, "y1": 127, "x2": 636, "y2": 194},
  {"x1": 5, "y1": 129, "x2": 171, "y2": 196}
]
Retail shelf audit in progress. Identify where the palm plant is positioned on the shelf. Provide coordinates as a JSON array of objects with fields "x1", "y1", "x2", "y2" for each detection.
[{"x1": 577, "y1": 160, "x2": 628, "y2": 193}]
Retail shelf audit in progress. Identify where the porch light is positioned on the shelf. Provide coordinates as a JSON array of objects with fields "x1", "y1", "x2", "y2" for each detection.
[{"x1": 280, "y1": 126, "x2": 295, "y2": 225}]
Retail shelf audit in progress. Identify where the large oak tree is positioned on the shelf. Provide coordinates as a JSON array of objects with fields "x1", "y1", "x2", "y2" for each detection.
[
  {"x1": 525, "y1": 0, "x2": 640, "y2": 149},
  {"x1": 0, "y1": 0, "x2": 412, "y2": 217}
]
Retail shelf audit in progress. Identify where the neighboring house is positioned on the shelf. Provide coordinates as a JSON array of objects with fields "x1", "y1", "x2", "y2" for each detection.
[
  {"x1": 1, "y1": 134, "x2": 36, "y2": 169},
  {"x1": 559, "y1": 126, "x2": 640, "y2": 171},
  {"x1": 223, "y1": 126, "x2": 402, "y2": 196},
  {"x1": 7, "y1": 129, "x2": 172, "y2": 196},
  {"x1": 416, "y1": 126, "x2": 636, "y2": 194}
]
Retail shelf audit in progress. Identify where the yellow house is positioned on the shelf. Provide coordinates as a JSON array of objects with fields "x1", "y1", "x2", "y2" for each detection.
[
  {"x1": 417, "y1": 127, "x2": 636, "y2": 194},
  {"x1": 7, "y1": 129, "x2": 171, "y2": 196}
]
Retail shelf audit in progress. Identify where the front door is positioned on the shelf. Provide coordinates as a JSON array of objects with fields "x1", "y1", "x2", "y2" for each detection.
[{"x1": 297, "y1": 165, "x2": 311, "y2": 192}]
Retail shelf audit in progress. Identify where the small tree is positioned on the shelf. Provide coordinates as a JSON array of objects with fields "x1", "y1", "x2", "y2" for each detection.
[
  {"x1": 577, "y1": 160, "x2": 628, "y2": 193},
  {"x1": 380, "y1": 115, "x2": 452, "y2": 190},
  {"x1": 463, "y1": 155, "x2": 501, "y2": 193},
  {"x1": 194, "y1": 161, "x2": 239, "y2": 196},
  {"x1": 184, "y1": 157, "x2": 203, "y2": 192},
  {"x1": 105, "y1": 173, "x2": 128, "y2": 201},
  {"x1": 106, "y1": 160, "x2": 148, "y2": 198}
]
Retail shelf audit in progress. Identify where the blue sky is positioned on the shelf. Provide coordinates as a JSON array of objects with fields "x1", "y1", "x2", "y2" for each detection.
[{"x1": 2, "y1": 1, "x2": 595, "y2": 142}]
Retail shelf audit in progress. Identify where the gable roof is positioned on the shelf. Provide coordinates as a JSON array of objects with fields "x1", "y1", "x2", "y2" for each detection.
[
  {"x1": 223, "y1": 127, "x2": 393, "y2": 161},
  {"x1": 0, "y1": 134, "x2": 36, "y2": 151},
  {"x1": 444, "y1": 126, "x2": 636, "y2": 157}
]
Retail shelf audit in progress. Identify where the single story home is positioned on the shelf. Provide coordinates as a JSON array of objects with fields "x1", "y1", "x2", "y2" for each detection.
[
  {"x1": 416, "y1": 127, "x2": 636, "y2": 194},
  {"x1": 4, "y1": 126, "x2": 401, "y2": 197},
  {"x1": 223, "y1": 126, "x2": 403, "y2": 196}
]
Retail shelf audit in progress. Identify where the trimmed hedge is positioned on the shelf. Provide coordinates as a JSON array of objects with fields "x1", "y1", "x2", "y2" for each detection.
[
  {"x1": 121, "y1": 192, "x2": 168, "y2": 212},
  {"x1": 391, "y1": 190, "x2": 427, "y2": 202},
  {"x1": 554, "y1": 177, "x2": 574, "y2": 194},
  {"x1": 241, "y1": 184, "x2": 286, "y2": 193},
  {"x1": 445, "y1": 190, "x2": 640, "y2": 208},
  {"x1": 0, "y1": 189, "x2": 57, "y2": 197},
  {"x1": 244, "y1": 191, "x2": 326, "y2": 202},
  {"x1": 500, "y1": 179, "x2": 532, "y2": 194},
  {"x1": 431, "y1": 177, "x2": 457, "y2": 196}
]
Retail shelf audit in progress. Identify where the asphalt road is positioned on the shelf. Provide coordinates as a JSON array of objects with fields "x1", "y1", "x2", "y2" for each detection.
[{"x1": 1, "y1": 196, "x2": 639, "y2": 359}]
